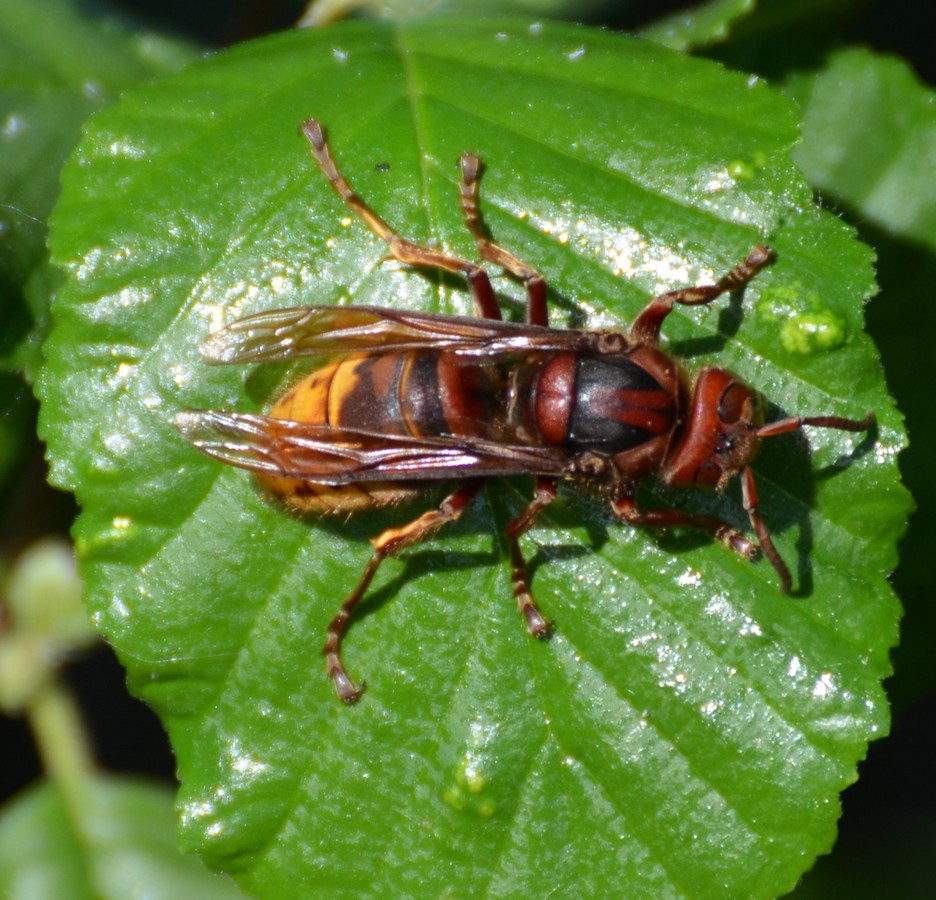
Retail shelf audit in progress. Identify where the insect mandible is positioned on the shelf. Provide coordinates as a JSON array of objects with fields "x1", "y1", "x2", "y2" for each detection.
[{"x1": 177, "y1": 119, "x2": 874, "y2": 703}]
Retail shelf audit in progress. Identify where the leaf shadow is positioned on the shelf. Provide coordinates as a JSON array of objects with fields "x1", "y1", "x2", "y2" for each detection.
[
  {"x1": 347, "y1": 547, "x2": 502, "y2": 626},
  {"x1": 300, "y1": 480, "x2": 612, "y2": 629},
  {"x1": 667, "y1": 285, "x2": 746, "y2": 358},
  {"x1": 556, "y1": 401, "x2": 876, "y2": 598},
  {"x1": 295, "y1": 398, "x2": 872, "y2": 619},
  {"x1": 747, "y1": 408, "x2": 878, "y2": 597},
  {"x1": 300, "y1": 490, "x2": 499, "y2": 625}
]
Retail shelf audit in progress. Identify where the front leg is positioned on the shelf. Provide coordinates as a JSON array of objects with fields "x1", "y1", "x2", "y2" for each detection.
[
  {"x1": 610, "y1": 491, "x2": 759, "y2": 562},
  {"x1": 628, "y1": 245, "x2": 773, "y2": 347}
]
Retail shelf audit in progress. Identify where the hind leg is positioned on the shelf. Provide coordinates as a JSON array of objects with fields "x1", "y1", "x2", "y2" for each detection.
[
  {"x1": 457, "y1": 153, "x2": 549, "y2": 327},
  {"x1": 302, "y1": 119, "x2": 504, "y2": 322}
]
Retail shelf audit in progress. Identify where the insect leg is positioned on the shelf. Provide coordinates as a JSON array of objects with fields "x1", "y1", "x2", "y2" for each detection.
[
  {"x1": 301, "y1": 119, "x2": 503, "y2": 321},
  {"x1": 323, "y1": 479, "x2": 484, "y2": 703},
  {"x1": 738, "y1": 466, "x2": 792, "y2": 593},
  {"x1": 505, "y1": 477, "x2": 557, "y2": 636},
  {"x1": 742, "y1": 411, "x2": 874, "y2": 591},
  {"x1": 610, "y1": 493, "x2": 760, "y2": 564},
  {"x1": 458, "y1": 153, "x2": 549, "y2": 326},
  {"x1": 628, "y1": 245, "x2": 774, "y2": 346}
]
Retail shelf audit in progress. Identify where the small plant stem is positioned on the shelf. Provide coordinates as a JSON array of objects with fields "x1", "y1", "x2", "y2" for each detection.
[{"x1": 26, "y1": 678, "x2": 97, "y2": 812}]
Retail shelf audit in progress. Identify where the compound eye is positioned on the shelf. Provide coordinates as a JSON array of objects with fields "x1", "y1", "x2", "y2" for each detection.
[{"x1": 718, "y1": 381, "x2": 750, "y2": 424}]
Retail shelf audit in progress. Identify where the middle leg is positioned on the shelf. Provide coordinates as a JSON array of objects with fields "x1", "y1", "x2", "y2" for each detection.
[{"x1": 505, "y1": 477, "x2": 558, "y2": 637}]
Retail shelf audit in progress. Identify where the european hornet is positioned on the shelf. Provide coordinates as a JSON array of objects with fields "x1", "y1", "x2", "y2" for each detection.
[{"x1": 177, "y1": 119, "x2": 874, "y2": 703}]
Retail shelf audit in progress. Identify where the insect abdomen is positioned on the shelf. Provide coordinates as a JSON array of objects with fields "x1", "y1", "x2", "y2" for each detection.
[
  {"x1": 257, "y1": 356, "x2": 417, "y2": 512},
  {"x1": 259, "y1": 351, "x2": 506, "y2": 512}
]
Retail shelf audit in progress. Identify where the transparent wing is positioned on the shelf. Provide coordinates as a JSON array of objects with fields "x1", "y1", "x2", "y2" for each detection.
[
  {"x1": 198, "y1": 305, "x2": 597, "y2": 364},
  {"x1": 176, "y1": 409, "x2": 577, "y2": 484}
]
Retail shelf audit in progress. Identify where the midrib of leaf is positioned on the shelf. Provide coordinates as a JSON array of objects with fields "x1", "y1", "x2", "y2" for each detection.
[{"x1": 394, "y1": 24, "x2": 442, "y2": 267}]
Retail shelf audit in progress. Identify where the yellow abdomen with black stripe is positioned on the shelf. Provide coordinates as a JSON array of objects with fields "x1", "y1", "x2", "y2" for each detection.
[{"x1": 258, "y1": 351, "x2": 507, "y2": 513}]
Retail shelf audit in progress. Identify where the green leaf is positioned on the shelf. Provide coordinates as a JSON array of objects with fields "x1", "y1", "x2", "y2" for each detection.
[
  {"x1": 38, "y1": 19, "x2": 908, "y2": 898},
  {"x1": 640, "y1": 0, "x2": 755, "y2": 51},
  {"x1": 789, "y1": 47, "x2": 936, "y2": 245},
  {"x1": 787, "y1": 47, "x2": 935, "y2": 709},
  {"x1": 0, "y1": 777, "x2": 244, "y2": 899},
  {"x1": 0, "y1": 0, "x2": 197, "y2": 377},
  {"x1": 299, "y1": 0, "x2": 612, "y2": 23}
]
